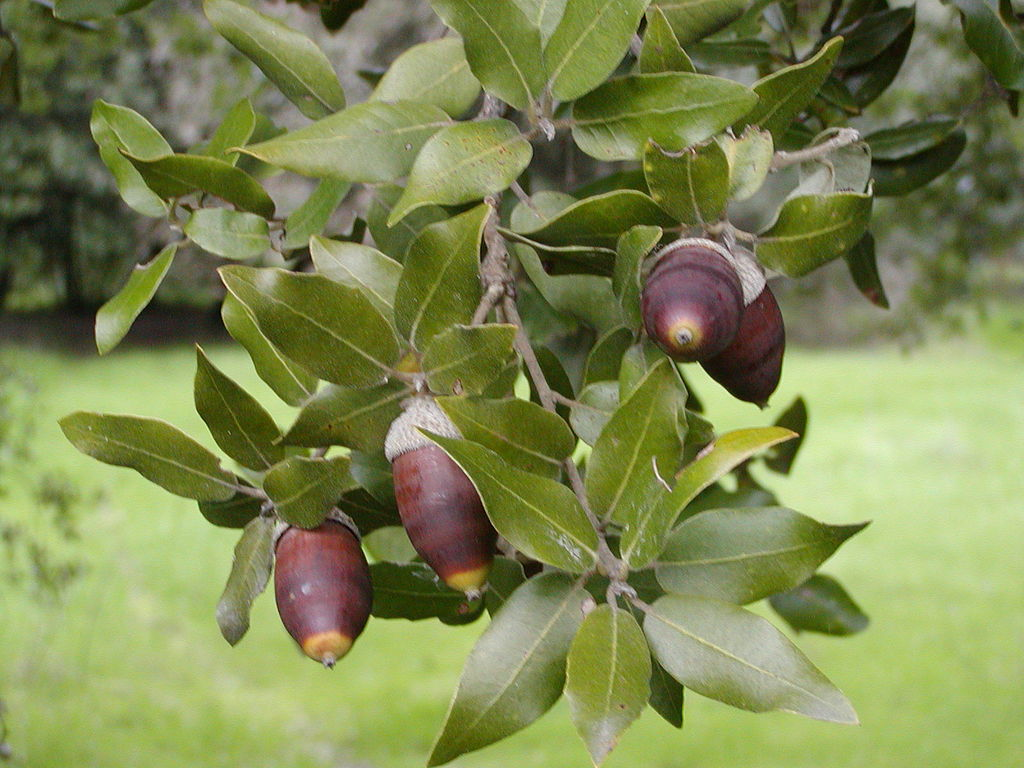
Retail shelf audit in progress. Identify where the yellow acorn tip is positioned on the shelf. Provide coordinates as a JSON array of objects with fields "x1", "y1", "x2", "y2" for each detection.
[
  {"x1": 301, "y1": 631, "x2": 353, "y2": 667},
  {"x1": 443, "y1": 564, "x2": 491, "y2": 594}
]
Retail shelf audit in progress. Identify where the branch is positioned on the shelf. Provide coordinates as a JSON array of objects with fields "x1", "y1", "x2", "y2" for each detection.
[{"x1": 770, "y1": 127, "x2": 862, "y2": 171}]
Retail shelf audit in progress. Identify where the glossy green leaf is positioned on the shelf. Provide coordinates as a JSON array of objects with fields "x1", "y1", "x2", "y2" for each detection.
[
  {"x1": 837, "y1": 7, "x2": 914, "y2": 68},
  {"x1": 954, "y1": 0, "x2": 1024, "y2": 90},
  {"x1": 221, "y1": 293, "x2": 317, "y2": 407},
  {"x1": 90, "y1": 100, "x2": 170, "y2": 217},
  {"x1": 59, "y1": 412, "x2": 236, "y2": 501},
  {"x1": 640, "y1": 7, "x2": 695, "y2": 73},
  {"x1": 263, "y1": 455, "x2": 356, "y2": 528},
  {"x1": 614, "y1": 226, "x2": 661, "y2": 329},
  {"x1": 389, "y1": 120, "x2": 532, "y2": 224},
  {"x1": 205, "y1": 98, "x2": 257, "y2": 165},
  {"x1": 688, "y1": 38, "x2": 773, "y2": 67},
  {"x1": 644, "y1": 594, "x2": 858, "y2": 722},
  {"x1": 871, "y1": 130, "x2": 967, "y2": 197},
  {"x1": 204, "y1": 0, "x2": 345, "y2": 119},
  {"x1": 282, "y1": 179, "x2": 351, "y2": 250},
  {"x1": 310, "y1": 237, "x2": 402, "y2": 315},
  {"x1": 770, "y1": 574, "x2": 870, "y2": 636},
  {"x1": 756, "y1": 192, "x2": 873, "y2": 277},
  {"x1": 565, "y1": 606, "x2": 651, "y2": 765},
  {"x1": 194, "y1": 347, "x2": 283, "y2": 471},
  {"x1": 220, "y1": 266, "x2": 400, "y2": 386},
  {"x1": 370, "y1": 561, "x2": 482, "y2": 621},
  {"x1": 239, "y1": 101, "x2": 451, "y2": 182},
  {"x1": 643, "y1": 138, "x2": 730, "y2": 225},
  {"x1": 366, "y1": 185, "x2": 449, "y2": 262},
  {"x1": 844, "y1": 232, "x2": 889, "y2": 309},
  {"x1": 622, "y1": 426, "x2": 797, "y2": 568},
  {"x1": 588, "y1": 359, "x2": 681, "y2": 526},
  {"x1": 437, "y1": 396, "x2": 575, "y2": 477},
  {"x1": 363, "y1": 525, "x2": 417, "y2": 563},
  {"x1": 54, "y1": 0, "x2": 154, "y2": 21},
  {"x1": 516, "y1": 245, "x2": 624, "y2": 332},
  {"x1": 545, "y1": 0, "x2": 650, "y2": 101},
  {"x1": 716, "y1": 126, "x2": 774, "y2": 201},
  {"x1": 215, "y1": 516, "x2": 274, "y2": 645},
  {"x1": 428, "y1": 573, "x2": 587, "y2": 766},
  {"x1": 126, "y1": 153, "x2": 275, "y2": 217},
  {"x1": 198, "y1": 490, "x2": 263, "y2": 529},
  {"x1": 339, "y1": 487, "x2": 402, "y2": 533},
  {"x1": 423, "y1": 325, "x2": 518, "y2": 395},
  {"x1": 349, "y1": 451, "x2": 396, "y2": 506},
  {"x1": 430, "y1": 0, "x2": 546, "y2": 111},
  {"x1": 572, "y1": 73, "x2": 758, "y2": 161},
  {"x1": 737, "y1": 37, "x2": 843, "y2": 142},
  {"x1": 656, "y1": 507, "x2": 867, "y2": 604},
  {"x1": 864, "y1": 117, "x2": 961, "y2": 160},
  {"x1": 583, "y1": 326, "x2": 634, "y2": 387},
  {"x1": 648, "y1": 657, "x2": 684, "y2": 728},
  {"x1": 95, "y1": 244, "x2": 176, "y2": 356},
  {"x1": 484, "y1": 556, "x2": 528, "y2": 615},
  {"x1": 650, "y1": 0, "x2": 748, "y2": 46},
  {"x1": 428, "y1": 434, "x2": 599, "y2": 572},
  {"x1": 765, "y1": 396, "x2": 808, "y2": 474},
  {"x1": 570, "y1": 381, "x2": 619, "y2": 446},
  {"x1": 185, "y1": 209, "x2": 270, "y2": 260},
  {"x1": 372, "y1": 38, "x2": 481, "y2": 118},
  {"x1": 393, "y1": 205, "x2": 489, "y2": 349},
  {"x1": 282, "y1": 381, "x2": 408, "y2": 453},
  {"x1": 512, "y1": 0, "x2": 570, "y2": 41}
]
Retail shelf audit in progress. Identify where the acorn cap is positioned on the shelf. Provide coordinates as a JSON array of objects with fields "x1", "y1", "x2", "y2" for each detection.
[
  {"x1": 384, "y1": 395, "x2": 461, "y2": 462},
  {"x1": 656, "y1": 237, "x2": 766, "y2": 306}
]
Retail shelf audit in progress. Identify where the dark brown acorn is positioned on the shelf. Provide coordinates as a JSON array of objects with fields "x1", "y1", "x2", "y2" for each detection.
[
  {"x1": 641, "y1": 241, "x2": 744, "y2": 362},
  {"x1": 385, "y1": 397, "x2": 496, "y2": 594},
  {"x1": 701, "y1": 283, "x2": 785, "y2": 408},
  {"x1": 274, "y1": 516, "x2": 372, "y2": 667}
]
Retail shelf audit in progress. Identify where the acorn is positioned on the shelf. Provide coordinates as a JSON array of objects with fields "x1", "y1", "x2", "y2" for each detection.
[
  {"x1": 700, "y1": 282, "x2": 785, "y2": 408},
  {"x1": 274, "y1": 512, "x2": 372, "y2": 668},
  {"x1": 641, "y1": 239, "x2": 745, "y2": 362},
  {"x1": 385, "y1": 396, "x2": 496, "y2": 595}
]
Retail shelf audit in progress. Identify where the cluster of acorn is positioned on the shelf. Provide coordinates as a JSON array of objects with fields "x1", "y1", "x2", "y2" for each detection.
[
  {"x1": 641, "y1": 238, "x2": 785, "y2": 407},
  {"x1": 273, "y1": 238, "x2": 784, "y2": 666}
]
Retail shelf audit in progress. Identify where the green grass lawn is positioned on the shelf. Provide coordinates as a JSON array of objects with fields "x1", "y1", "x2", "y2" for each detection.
[{"x1": 1, "y1": 332, "x2": 1022, "y2": 768}]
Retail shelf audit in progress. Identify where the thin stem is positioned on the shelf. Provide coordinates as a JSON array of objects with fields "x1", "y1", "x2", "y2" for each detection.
[{"x1": 770, "y1": 127, "x2": 861, "y2": 171}]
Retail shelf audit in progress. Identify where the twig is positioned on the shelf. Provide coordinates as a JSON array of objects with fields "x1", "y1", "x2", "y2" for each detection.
[{"x1": 770, "y1": 127, "x2": 861, "y2": 171}]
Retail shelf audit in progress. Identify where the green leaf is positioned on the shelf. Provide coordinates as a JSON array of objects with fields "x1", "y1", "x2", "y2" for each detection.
[
  {"x1": 572, "y1": 73, "x2": 758, "y2": 161},
  {"x1": 194, "y1": 347, "x2": 283, "y2": 471},
  {"x1": 650, "y1": 0, "x2": 749, "y2": 46},
  {"x1": 203, "y1": 0, "x2": 345, "y2": 119},
  {"x1": 59, "y1": 412, "x2": 236, "y2": 501},
  {"x1": 220, "y1": 266, "x2": 400, "y2": 387},
  {"x1": 516, "y1": 245, "x2": 624, "y2": 330},
  {"x1": 367, "y1": 185, "x2": 450, "y2": 261},
  {"x1": 363, "y1": 525, "x2": 417, "y2": 563},
  {"x1": 53, "y1": 0, "x2": 152, "y2": 21},
  {"x1": 688, "y1": 38, "x2": 774, "y2": 67},
  {"x1": 427, "y1": 434, "x2": 599, "y2": 572},
  {"x1": 199, "y1": 490, "x2": 263, "y2": 529},
  {"x1": 185, "y1": 209, "x2": 270, "y2": 260},
  {"x1": 263, "y1": 455, "x2": 356, "y2": 528},
  {"x1": 716, "y1": 126, "x2": 774, "y2": 201},
  {"x1": 349, "y1": 451, "x2": 396, "y2": 506},
  {"x1": 436, "y1": 395, "x2": 575, "y2": 477},
  {"x1": 205, "y1": 98, "x2": 257, "y2": 165},
  {"x1": 389, "y1": 120, "x2": 532, "y2": 225},
  {"x1": 215, "y1": 516, "x2": 274, "y2": 645},
  {"x1": 765, "y1": 396, "x2": 808, "y2": 474},
  {"x1": 370, "y1": 561, "x2": 482, "y2": 621},
  {"x1": 640, "y1": 7, "x2": 696, "y2": 74},
  {"x1": 836, "y1": 8, "x2": 914, "y2": 68},
  {"x1": 339, "y1": 488, "x2": 402, "y2": 533},
  {"x1": 430, "y1": 0, "x2": 546, "y2": 111},
  {"x1": 126, "y1": 153, "x2": 275, "y2": 218},
  {"x1": 843, "y1": 233, "x2": 889, "y2": 309},
  {"x1": 588, "y1": 359, "x2": 681, "y2": 527},
  {"x1": 864, "y1": 117, "x2": 962, "y2": 160},
  {"x1": 512, "y1": 0, "x2": 570, "y2": 42},
  {"x1": 282, "y1": 381, "x2": 409, "y2": 453},
  {"x1": 643, "y1": 138, "x2": 730, "y2": 225},
  {"x1": 484, "y1": 556, "x2": 527, "y2": 615},
  {"x1": 870, "y1": 131, "x2": 967, "y2": 197},
  {"x1": 621, "y1": 426, "x2": 797, "y2": 568},
  {"x1": 423, "y1": 325, "x2": 518, "y2": 395},
  {"x1": 0, "y1": 35, "x2": 18, "y2": 108},
  {"x1": 239, "y1": 101, "x2": 451, "y2": 182},
  {"x1": 372, "y1": 37, "x2": 481, "y2": 118},
  {"x1": 570, "y1": 381, "x2": 619, "y2": 446},
  {"x1": 656, "y1": 507, "x2": 867, "y2": 604},
  {"x1": 614, "y1": 226, "x2": 662, "y2": 329},
  {"x1": 282, "y1": 179, "x2": 351, "y2": 251},
  {"x1": 393, "y1": 205, "x2": 489, "y2": 349},
  {"x1": 310, "y1": 237, "x2": 402, "y2": 315},
  {"x1": 221, "y1": 293, "x2": 318, "y2": 407},
  {"x1": 90, "y1": 100, "x2": 170, "y2": 217},
  {"x1": 648, "y1": 657, "x2": 685, "y2": 728},
  {"x1": 792, "y1": 129, "x2": 872, "y2": 197},
  {"x1": 770, "y1": 574, "x2": 870, "y2": 636},
  {"x1": 428, "y1": 572, "x2": 587, "y2": 766},
  {"x1": 95, "y1": 244, "x2": 176, "y2": 355},
  {"x1": 583, "y1": 326, "x2": 634, "y2": 387},
  {"x1": 545, "y1": 0, "x2": 650, "y2": 101},
  {"x1": 565, "y1": 606, "x2": 651, "y2": 766},
  {"x1": 644, "y1": 594, "x2": 858, "y2": 722},
  {"x1": 756, "y1": 192, "x2": 873, "y2": 277},
  {"x1": 737, "y1": 36, "x2": 843, "y2": 142}
]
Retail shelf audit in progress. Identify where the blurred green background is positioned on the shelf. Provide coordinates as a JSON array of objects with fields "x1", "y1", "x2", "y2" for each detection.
[{"x1": 1, "y1": 0, "x2": 1023, "y2": 765}]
